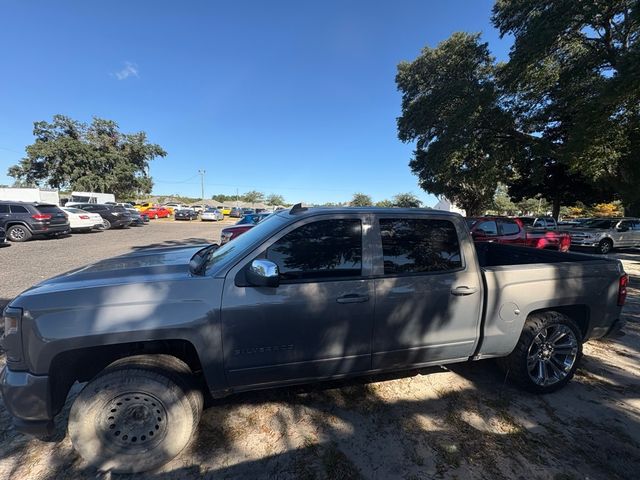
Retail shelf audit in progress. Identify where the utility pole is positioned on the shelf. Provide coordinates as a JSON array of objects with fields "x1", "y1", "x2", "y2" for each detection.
[{"x1": 198, "y1": 170, "x2": 206, "y2": 206}]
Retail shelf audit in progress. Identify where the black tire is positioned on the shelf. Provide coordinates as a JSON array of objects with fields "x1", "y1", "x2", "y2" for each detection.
[
  {"x1": 102, "y1": 218, "x2": 111, "y2": 230},
  {"x1": 154, "y1": 214, "x2": 159, "y2": 219},
  {"x1": 596, "y1": 238, "x2": 613, "y2": 254},
  {"x1": 68, "y1": 355, "x2": 203, "y2": 473},
  {"x1": 6, "y1": 225, "x2": 32, "y2": 242},
  {"x1": 497, "y1": 311, "x2": 583, "y2": 394}
]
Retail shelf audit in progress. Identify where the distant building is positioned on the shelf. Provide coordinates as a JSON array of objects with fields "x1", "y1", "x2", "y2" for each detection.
[{"x1": 433, "y1": 197, "x2": 465, "y2": 216}]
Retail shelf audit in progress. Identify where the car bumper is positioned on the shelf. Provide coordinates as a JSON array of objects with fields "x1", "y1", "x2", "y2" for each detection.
[
  {"x1": 112, "y1": 218, "x2": 132, "y2": 227},
  {"x1": 31, "y1": 223, "x2": 71, "y2": 235},
  {"x1": 0, "y1": 367, "x2": 54, "y2": 435}
]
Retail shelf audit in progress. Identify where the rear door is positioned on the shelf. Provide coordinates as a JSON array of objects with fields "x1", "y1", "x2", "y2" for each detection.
[
  {"x1": 372, "y1": 215, "x2": 483, "y2": 369},
  {"x1": 617, "y1": 220, "x2": 637, "y2": 247},
  {"x1": 221, "y1": 214, "x2": 375, "y2": 387},
  {"x1": 497, "y1": 218, "x2": 523, "y2": 245},
  {"x1": 0, "y1": 204, "x2": 10, "y2": 227}
]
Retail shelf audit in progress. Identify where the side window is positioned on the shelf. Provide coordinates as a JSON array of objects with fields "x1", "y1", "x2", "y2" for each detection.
[
  {"x1": 475, "y1": 220, "x2": 498, "y2": 236},
  {"x1": 379, "y1": 218, "x2": 462, "y2": 275},
  {"x1": 266, "y1": 219, "x2": 362, "y2": 281},
  {"x1": 9, "y1": 205, "x2": 29, "y2": 214},
  {"x1": 499, "y1": 220, "x2": 520, "y2": 236},
  {"x1": 0, "y1": 205, "x2": 9, "y2": 213}
]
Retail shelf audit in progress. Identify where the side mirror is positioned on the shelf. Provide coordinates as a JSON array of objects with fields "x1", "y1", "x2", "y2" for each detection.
[{"x1": 246, "y1": 259, "x2": 280, "y2": 287}]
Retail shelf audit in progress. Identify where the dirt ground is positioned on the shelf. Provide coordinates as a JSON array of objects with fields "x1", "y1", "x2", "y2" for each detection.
[{"x1": 0, "y1": 229, "x2": 638, "y2": 479}]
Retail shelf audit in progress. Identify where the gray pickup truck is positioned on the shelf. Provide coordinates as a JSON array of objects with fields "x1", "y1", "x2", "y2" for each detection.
[{"x1": 1, "y1": 206, "x2": 627, "y2": 473}]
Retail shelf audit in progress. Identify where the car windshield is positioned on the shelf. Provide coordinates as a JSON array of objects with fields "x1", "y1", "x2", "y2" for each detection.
[
  {"x1": 583, "y1": 219, "x2": 617, "y2": 229},
  {"x1": 195, "y1": 212, "x2": 287, "y2": 276}
]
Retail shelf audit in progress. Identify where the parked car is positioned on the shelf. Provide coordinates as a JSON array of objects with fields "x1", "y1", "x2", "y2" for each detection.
[
  {"x1": 72, "y1": 203, "x2": 132, "y2": 230},
  {"x1": 174, "y1": 209, "x2": 199, "y2": 221},
  {"x1": 145, "y1": 206, "x2": 172, "y2": 219},
  {"x1": 133, "y1": 202, "x2": 153, "y2": 213},
  {"x1": 125, "y1": 208, "x2": 147, "y2": 226},
  {"x1": 467, "y1": 217, "x2": 571, "y2": 252},
  {"x1": 190, "y1": 204, "x2": 204, "y2": 213},
  {"x1": 0, "y1": 201, "x2": 70, "y2": 242},
  {"x1": 242, "y1": 208, "x2": 255, "y2": 215},
  {"x1": 220, "y1": 212, "x2": 273, "y2": 244},
  {"x1": 229, "y1": 207, "x2": 244, "y2": 218},
  {"x1": 201, "y1": 208, "x2": 224, "y2": 221},
  {"x1": 0, "y1": 206, "x2": 627, "y2": 473},
  {"x1": 220, "y1": 206, "x2": 232, "y2": 215},
  {"x1": 569, "y1": 217, "x2": 640, "y2": 254},
  {"x1": 61, "y1": 207, "x2": 104, "y2": 232}
]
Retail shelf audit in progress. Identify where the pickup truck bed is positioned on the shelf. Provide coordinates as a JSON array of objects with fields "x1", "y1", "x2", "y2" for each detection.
[{"x1": 475, "y1": 242, "x2": 625, "y2": 359}]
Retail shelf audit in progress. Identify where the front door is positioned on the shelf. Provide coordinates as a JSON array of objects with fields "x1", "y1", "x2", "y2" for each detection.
[
  {"x1": 372, "y1": 216, "x2": 483, "y2": 369},
  {"x1": 221, "y1": 216, "x2": 374, "y2": 387}
]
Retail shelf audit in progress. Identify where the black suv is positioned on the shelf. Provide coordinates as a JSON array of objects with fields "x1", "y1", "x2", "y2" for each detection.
[
  {"x1": 0, "y1": 201, "x2": 70, "y2": 242},
  {"x1": 71, "y1": 203, "x2": 132, "y2": 229}
]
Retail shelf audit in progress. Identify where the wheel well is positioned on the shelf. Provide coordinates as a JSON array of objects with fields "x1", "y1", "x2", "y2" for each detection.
[
  {"x1": 529, "y1": 305, "x2": 590, "y2": 338},
  {"x1": 5, "y1": 221, "x2": 32, "y2": 232},
  {"x1": 49, "y1": 339, "x2": 204, "y2": 415}
]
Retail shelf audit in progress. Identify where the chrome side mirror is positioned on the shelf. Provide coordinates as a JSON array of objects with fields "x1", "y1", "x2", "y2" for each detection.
[{"x1": 246, "y1": 259, "x2": 280, "y2": 287}]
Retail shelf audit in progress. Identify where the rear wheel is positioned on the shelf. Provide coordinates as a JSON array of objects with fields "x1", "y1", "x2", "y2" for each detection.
[
  {"x1": 596, "y1": 238, "x2": 613, "y2": 254},
  {"x1": 497, "y1": 311, "x2": 582, "y2": 393},
  {"x1": 6, "y1": 225, "x2": 32, "y2": 242},
  {"x1": 68, "y1": 355, "x2": 203, "y2": 473},
  {"x1": 102, "y1": 218, "x2": 112, "y2": 230}
]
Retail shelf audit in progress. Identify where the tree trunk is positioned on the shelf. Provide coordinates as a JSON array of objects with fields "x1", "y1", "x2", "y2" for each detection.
[{"x1": 551, "y1": 192, "x2": 561, "y2": 220}]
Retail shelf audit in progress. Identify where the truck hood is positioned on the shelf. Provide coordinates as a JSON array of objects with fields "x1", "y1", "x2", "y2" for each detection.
[{"x1": 19, "y1": 244, "x2": 209, "y2": 296}]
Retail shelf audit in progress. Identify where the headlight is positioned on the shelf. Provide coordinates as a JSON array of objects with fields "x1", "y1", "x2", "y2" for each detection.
[{"x1": 2, "y1": 306, "x2": 21, "y2": 337}]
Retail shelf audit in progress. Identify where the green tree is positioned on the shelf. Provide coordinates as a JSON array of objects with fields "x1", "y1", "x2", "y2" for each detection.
[
  {"x1": 265, "y1": 193, "x2": 285, "y2": 206},
  {"x1": 490, "y1": 184, "x2": 518, "y2": 215},
  {"x1": 493, "y1": 0, "x2": 639, "y2": 214},
  {"x1": 392, "y1": 192, "x2": 422, "y2": 208},
  {"x1": 396, "y1": 33, "x2": 522, "y2": 216},
  {"x1": 241, "y1": 190, "x2": 264, "y2": 204},
  {"x1": 351, "y1": 193, "x2": 372, "y2": 206},
  {"x1": 7, "y1": 115, "x2": 165, "y2": 199},
  {"x1": 375, "y1": 199, "x2": 394, "y2": 207}
]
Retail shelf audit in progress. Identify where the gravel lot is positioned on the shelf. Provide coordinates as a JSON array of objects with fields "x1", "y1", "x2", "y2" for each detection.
[{"x1": 0, "y1": 225, "x2": 639, "y2": 479}]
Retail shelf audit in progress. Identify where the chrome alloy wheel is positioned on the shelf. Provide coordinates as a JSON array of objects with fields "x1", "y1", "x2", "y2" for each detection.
[{"x1": 527, "y1": 324, "x2": 578, "y2": 386}]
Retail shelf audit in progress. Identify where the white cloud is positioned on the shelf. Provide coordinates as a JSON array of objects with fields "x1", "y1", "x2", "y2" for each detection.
[{"x1": 112, "y1": 61, "x2": 139, "y2": 80}]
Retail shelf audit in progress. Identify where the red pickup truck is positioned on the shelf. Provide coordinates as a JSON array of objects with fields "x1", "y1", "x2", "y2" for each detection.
[{"x1": 467, "y1": 216, "x2": 571, "y2": 252}]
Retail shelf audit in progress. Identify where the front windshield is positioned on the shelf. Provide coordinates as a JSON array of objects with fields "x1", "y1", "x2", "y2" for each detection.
[
  {"x1": 200, "y1": 212, "x2": 288, "y2": 275},
  {"x1": 583, "y1": 219, "x2": 617, "y2": 229}
]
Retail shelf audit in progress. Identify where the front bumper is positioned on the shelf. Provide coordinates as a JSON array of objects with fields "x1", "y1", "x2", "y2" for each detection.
[
  {"x1": 570, "y1": 239, "x2": 599, "y2": 248},
  {"x1": 0, "y1": 367, "x2": 54, "y2": 435}
]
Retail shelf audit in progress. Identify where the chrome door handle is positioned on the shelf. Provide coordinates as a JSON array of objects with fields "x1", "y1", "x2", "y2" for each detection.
[
  {"x1": 337, "y1": 294, "x2": 369, "y2": 304},
  {"x1": 451, "y1": 286, "x2": 478, "y2": 296}
]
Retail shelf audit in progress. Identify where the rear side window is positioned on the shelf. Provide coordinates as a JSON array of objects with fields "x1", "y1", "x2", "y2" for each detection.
[
  {"x1": 9, "y1": 205, "x2": 29, "y2": 214},
  {"x1": 266, "y1": 219, "x2": 362, "y2": 281},
  {"x1": 112, "y1": 206, "x2": 126, "y2": 212},
  {"x1": 475, "y1": 220, "x2": 498, "y2": 236},
  {"x1": 499, "y1": 220, "x2": 520, "y2": 236},
  {"x1": 0, "y1": 205, "x2": 8, "y2": 213},
  {"x1": 379, "y1": 218, "x2": 462, "y2": 274}
]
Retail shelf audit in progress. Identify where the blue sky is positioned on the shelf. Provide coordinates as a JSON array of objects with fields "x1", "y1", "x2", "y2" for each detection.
[{"x1": 0, "y1": 0, "x2": 511, "y2": 205}]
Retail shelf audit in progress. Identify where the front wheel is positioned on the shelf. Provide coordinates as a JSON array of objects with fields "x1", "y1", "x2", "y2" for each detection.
[
  {"x1": 102, "y1": 218, "x2": 111, "y2": 230},
  {"x1": 596, "y1": 238, "x2": 613, "y2": 254},
  {"x1": 497, "y1": 311, "x2": 582, "y2": 393},
  {"x1": 68, "y1": 355, "x2": 203, "y2": 473}
]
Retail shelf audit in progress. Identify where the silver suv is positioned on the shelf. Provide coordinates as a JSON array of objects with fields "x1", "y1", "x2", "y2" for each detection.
[{"x1": 570, "y1": 217, "x2": 640, "y2": 254}]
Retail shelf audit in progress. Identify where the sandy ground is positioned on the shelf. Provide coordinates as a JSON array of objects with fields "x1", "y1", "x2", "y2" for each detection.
[{"x1": 0, "y1": 230, "x2": 638, "y2": 479}]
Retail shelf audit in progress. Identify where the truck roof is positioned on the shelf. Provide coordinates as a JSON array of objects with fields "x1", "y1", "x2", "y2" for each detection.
[{"x1": 277, "y1": 205, "x2": 461, "y2": 219}]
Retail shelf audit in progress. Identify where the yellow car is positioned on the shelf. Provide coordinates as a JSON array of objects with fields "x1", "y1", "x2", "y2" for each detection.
[
  {"x1": 133, "y1": 202, "x2": 153, "y2": 213},
  {"x1": 220, "y1": 206, "x2": 231, "y2": 215}
]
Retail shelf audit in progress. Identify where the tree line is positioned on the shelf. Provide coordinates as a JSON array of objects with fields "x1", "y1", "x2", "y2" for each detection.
[{"x1": 396, "y1": 0, "x2": 639, "y2": 218}]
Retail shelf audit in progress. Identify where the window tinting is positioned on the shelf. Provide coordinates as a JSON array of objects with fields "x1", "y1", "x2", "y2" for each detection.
[
  {"x1": 499, "y1": 220, "x2": 520, "y2": 236},
  {"x1": 35, "y1": 205, "x2": 63, "y2": 214},
  {"x1": 9, "y1": 205, "x2": 28, "y2": 214},
  {"x1": 266, "y1": 219, "x2": 362, "y2": 281},
  {"x1": 475, "y1": 220, "x2": 498, "y2": 236},
  {"x1": 379, "y1": 218, "x2": 462, "y2": 274},
  {"x1": 0, "y1": 205, "x2": 8, "y2": 213}
]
